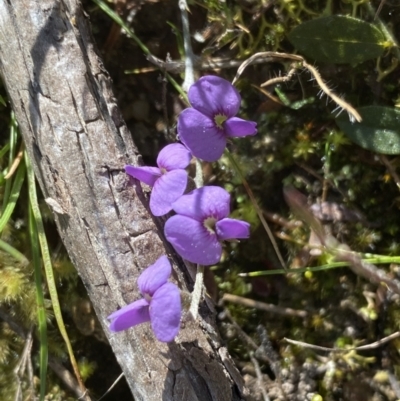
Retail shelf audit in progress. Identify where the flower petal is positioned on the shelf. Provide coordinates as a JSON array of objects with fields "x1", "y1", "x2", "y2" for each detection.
[
  {"x1": 178, "y1": 108, "x2": 226, "y2": 162},
  {"x1": 164, "y1": 215, "x2": 222, "y2": 265},
  {"x1": 150, "y1": 170, "x2": 188, "y2": 216},
  {"x1": 216, "y1": 218, "x2": 250, "y2": 240},
  {"x1": 188, "y1": 76, "x2": 241, "y2": 118},
  {"x1": 125, "y1": 165, "x2": 161, "y2": 187},
  {"x1": 150, "y1": 282, "x2": 181, "y2": 342},
  {"x1": 138, "y1": 255, "x2": 172, "y2": 296},
  {"x1": 171, "y1": 186, "x2": 230, "y2": 221},
  {"x1": 224, "y1": 117, "x2": 257, "y2": 138},
  {"x1": 108, "y1": 299, "x2": 150, "y2": 332},
  {"x1": 157, "y1": 143, "x2": 192, "y2": 171}
]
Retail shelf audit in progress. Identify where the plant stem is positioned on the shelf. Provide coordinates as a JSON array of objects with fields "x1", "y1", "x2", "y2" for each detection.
[
  {"x1": 29, "y1": 198, "x2": 48, "y2": 401},
  {"x1": 0, "y1": 160, "x2": 25, "y2": 234},
  {"x1": 179, "y1": 0, "x2": 195, "y2": 91},
  {"x1": 189, "y1": 264, "x2": 204, "y2": 320},
  {"x1": 226, "y1": 149, "x2": 286, "y2": 269},
  {"x1": 0, "y1": 238, "x2": 29, "y2": 266}
]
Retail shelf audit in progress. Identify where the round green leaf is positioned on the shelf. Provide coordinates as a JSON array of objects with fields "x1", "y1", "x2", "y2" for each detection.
[
  {"x1": 288, "y1": 16, "x2": 387, "y2": 64},
  {"x1": 336, "y1": 106, "x2": 400, "y2": 155}
]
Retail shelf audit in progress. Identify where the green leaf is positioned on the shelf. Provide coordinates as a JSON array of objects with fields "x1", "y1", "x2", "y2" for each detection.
[
  {"x1": 336, "y1": 106, "x2": 400, "y2": 154},
  {"x1": 288, "y1": 16, "x2": 387, "y2": 64}
]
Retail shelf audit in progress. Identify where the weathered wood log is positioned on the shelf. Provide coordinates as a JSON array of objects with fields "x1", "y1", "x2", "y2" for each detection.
[{"x1": 0, "y1": 1, "x2": 247, "y2": 400}]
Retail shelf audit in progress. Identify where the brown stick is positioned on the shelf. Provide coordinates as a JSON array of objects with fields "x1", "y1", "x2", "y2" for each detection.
[{"x1": 222, "y1": 293, "x2": 308, "y2": 318}]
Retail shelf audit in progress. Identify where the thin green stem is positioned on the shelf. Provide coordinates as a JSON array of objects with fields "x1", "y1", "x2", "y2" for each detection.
[
  {"x1": 365, "y1": 2, "x2": 400, "y2": 60},
  {"x1": 91, "y1": 0, "x2": 149, "y2": 54},
  {"x1": 167, "y1": 74, "x2": 189, "y2": 103},
  {"x1": 0, "y1": 238, "x2": 29, "y2": 266},
  {"x1": 2, "y1": 113, "x2": 18, "y2": 212},
  {"x1": 0, "y1": 160, "x2": 25, "y2": 234},
  {"x1": 239, "y1": 256, "x2": 400, "y2": 277},
  {"x1": 92, "y1": 0, "x2": 189, "y2": 105},
  {"x1": 225, "y1": 149, "x2": 286, "y2": 269},
  {"x1": 0, "y1": 142, "x2": 10, "y2": 161},
  {"x1": 29, "y1": 201, "x2": 48, "y2": 401}
]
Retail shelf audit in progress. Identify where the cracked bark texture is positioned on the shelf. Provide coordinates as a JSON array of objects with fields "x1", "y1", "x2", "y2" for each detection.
[{"x1": 0, "y1": 1, "x2": 248, "y2": 400}]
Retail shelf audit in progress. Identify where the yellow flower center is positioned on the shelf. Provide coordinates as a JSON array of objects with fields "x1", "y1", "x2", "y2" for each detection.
[
  {"x1": 203, "y1": 217, "x2": 217, "y2": 235},
  {"x1": 214, "y1": 114, "x2": 227, "y2": 129}
]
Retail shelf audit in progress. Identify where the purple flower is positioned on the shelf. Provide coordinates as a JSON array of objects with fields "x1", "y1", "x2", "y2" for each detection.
[
  {"x1": 164, "y1": 186, "x2": 250, "y2": 265},
  {"x1": 107, "y1": 256, "x2": 181, "y2": 342},
  {"x1": 177, "y1": 75, "x2": 257, "y2": 162},
  {"x1": 125, "y1": 143, "x2": 192, "y2": 216}
]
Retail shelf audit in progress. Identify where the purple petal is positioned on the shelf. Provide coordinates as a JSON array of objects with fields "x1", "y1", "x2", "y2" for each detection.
[
  {"x1": 138, "y1": 255, "x2": 172, "y2": 296},
  {"x1": 164, "y1": 215, "x2": 222, "y2": 265},
  {"x1": 188, "y1": 76, "x2": 241, "y2": 118},
  {"x1": 224, "y1": 117, "x2": 257, "y2": 138},
  {"x1": 150, "y1": 170, "x2": 188, "y2": 216},
  {"x1": 157, "y1": 143, "x2": 192, "y2": 171},
  {"x1": 171, "y1": 186, "x2": 230, "y2": 221},
  {"x1": 216, "y1": 218, "x2": 250, "y2": 240},
  {"x1": 125, "y1": 165, "x2": 161, "y2": 187},
  {"x1": 108, "y1": 299, "x2": 150, "y2": 332},
  {"x1": 178, "y1": 108, "x2": 226, "y2": 162},
  {"x1": 150, "y1": 282, "x2": 181, "y2": 342}
]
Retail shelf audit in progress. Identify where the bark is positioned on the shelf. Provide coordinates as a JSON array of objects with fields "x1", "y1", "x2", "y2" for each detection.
[{"x1": 0, "y1": 1, "x2": 247, "y2": 400}]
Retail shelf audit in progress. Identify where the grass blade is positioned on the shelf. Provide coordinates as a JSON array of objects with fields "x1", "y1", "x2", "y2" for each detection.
[
  {"x1": 225, "y1": 149, "x2": 286, "y2": 269},
  {"x1": 28, "y1": 197, "x2": 48, "y2": 401},
  {"x1": 0, "y1": 142, "x2": 10, "y2": 161},
  {"x1": 91, "y1": 0, "x2": 150, "y2": 54},
  {"x1": 239, "y1": 256, "x2": 400, "y2": 277},
  {"x1": 0, "y1": 238, "x2": 29, "y2": 266},
  {"x1": 2, "y1": 112, "x2": 18, "y2": 212},
  {"x1": 91, "y1": 0, "x2": 187, "y2": 99},
  {"x1": 0, "y1": 160, "x2": 25, "y2": 234},
  {"x1": 25, "y1": 152, "x2": 89, "y2": 400}
]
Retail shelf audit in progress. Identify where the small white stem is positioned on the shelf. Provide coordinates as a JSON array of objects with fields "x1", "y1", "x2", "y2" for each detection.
[
  {"x1": 179, "y1": 0, "x2": 195, "y2": 92},
  {"x1": 189, "y1": 264, "x2": 204, "y2": 320},
  {"x1": 194, "y1": 157, "x2": 203, "y2": 188}
]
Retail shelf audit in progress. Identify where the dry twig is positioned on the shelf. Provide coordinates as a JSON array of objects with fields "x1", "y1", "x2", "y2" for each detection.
[
  {"x1": 146, "y1": 53, "x2": 275, "y2": 74},
  {"x1": 250, "y1": 355, "x2": 270, "y2": 401},
  {"x1": 4, "y1": 142, "x2": 24, "y2": 180},
  {"x1": 13, "y1": 329, "x2": 33, "y2": 401},
  {"x1": 284, "y1": 331, "x2": 400, "y2": 352},
  {"x1": 232, "y1": 52, "x2": 362, "y2": 123},
  {"x1": 222, "y1": 293, "x2": 308, "y2": 318}
]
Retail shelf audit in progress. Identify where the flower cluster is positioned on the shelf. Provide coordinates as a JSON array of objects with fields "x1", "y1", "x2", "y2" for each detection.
[
  {"x1": 108, "y1": 256, "x2": 181, "y2": 342},
  {"x1": 109, "y1": 75, "x2": 257, "y2": 342}
]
